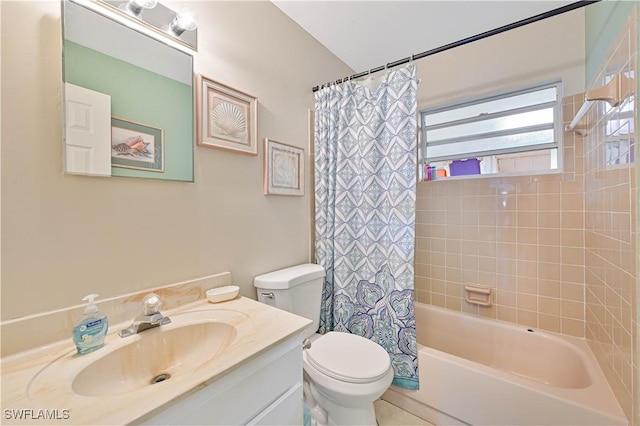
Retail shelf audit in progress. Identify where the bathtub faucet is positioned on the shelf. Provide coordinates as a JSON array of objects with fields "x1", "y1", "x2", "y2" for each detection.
[{"x1": 118, "y1": 293, "x2": 171, "y2": 337}]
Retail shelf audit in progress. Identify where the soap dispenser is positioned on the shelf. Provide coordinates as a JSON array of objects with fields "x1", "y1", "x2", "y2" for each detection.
[{"x1": 72, "y1": 294, "x2": 108, "y2": 355}]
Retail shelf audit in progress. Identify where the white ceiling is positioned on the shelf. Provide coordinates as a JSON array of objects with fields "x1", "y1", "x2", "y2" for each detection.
[{"x1": 272, "y1": 1, "x2": 577, "y2": 72}]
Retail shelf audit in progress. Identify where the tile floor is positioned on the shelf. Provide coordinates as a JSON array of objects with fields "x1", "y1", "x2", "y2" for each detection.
[{"x1": 374, "y1": 399, "x2": 434, "y2": 425}]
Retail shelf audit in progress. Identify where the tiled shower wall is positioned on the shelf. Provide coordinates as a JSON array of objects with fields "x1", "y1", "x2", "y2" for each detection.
[
  {"x1": 415, "y1": 109, "x2": 587, "y2": 337},
  {"x1": 583, "y1": 12, "x2": 638, "y2": 422},
  {"x1": 415, "y1": 9, "x2": 638, "y2": 422}
]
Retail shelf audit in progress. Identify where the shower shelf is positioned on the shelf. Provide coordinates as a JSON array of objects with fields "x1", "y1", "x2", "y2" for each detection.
[{"x1": 565, "y1": 72, "x2": 634, "y2": 136}]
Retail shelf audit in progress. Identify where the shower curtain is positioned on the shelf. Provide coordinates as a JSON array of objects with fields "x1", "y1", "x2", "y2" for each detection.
[{"x1": 314, "y1": 64, "x2": 419, "y2": 390}]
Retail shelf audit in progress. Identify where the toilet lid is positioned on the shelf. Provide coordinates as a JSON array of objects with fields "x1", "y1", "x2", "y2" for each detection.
[{"x1": 305, "y1": 332, "x2": 391, "y2": 384}]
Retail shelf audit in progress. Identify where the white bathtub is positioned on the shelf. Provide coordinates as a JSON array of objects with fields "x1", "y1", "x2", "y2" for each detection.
[{"x1": 382, "y1": 303, "x2": 627, "y2": 425}]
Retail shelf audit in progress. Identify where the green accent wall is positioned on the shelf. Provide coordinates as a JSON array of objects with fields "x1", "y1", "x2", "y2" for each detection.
[{"x1": 64, "y1": 41, "x2": 193, "y2": 182}]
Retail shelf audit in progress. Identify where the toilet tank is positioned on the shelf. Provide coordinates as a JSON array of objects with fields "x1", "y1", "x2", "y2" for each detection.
[{"x1": 254, "y1": 264, "x2": 325, "y2": 337}]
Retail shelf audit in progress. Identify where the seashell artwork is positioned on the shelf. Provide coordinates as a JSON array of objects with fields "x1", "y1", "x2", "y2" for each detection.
[
  {"x1": 264, "y1": 138, "x2": 304, "y2": 196},
  {"x1": 111, "y1": 117, "x2": 164, "y2": 172},
  {"x1": 130, "y1": 141, "x2": 150, "y2": 152},
  {"x1": 210, "y1": 102, "x2": 247, "y2": 141},
  {"x1": 112, "y1": 135, "x2": 152, "y2": 159},
  {"x1": 112, "y1": 142, "x2": 132, "y2": 153},
  {"x1": 199, "y1": 76, "x2": 257, "y2": 155},
  {"x1": 125, "y1": 135, "x2": 144, "y2": 147}
]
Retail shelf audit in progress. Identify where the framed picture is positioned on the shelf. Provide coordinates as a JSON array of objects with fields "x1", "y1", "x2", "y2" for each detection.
[
  {"x1": 264, "y1": 138, "x2": 305, "y2": 196},
  {"x1": 111, "y1": 117, "x2": 164, "y2": 172},
  {"x1": 197, "y1": 75, "x2": 258, "y2": 155}
]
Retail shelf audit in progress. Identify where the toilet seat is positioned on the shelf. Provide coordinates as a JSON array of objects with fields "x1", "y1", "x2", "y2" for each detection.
[{"x1": 305, "y1": 332, "x2": 391, "y2": 384}]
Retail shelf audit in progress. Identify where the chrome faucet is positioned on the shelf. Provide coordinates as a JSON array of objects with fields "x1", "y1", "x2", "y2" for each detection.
[{"x1": 119, "y1": 293, "x2": 171, "y2": 338}]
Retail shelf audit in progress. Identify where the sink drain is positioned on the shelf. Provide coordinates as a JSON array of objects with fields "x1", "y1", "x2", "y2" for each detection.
[{"x1": 151, "y1": 373, "x2": 171, "y2": 384}]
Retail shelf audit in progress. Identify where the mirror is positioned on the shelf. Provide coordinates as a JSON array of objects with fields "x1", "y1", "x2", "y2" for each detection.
[{"x1": 62, "y1": 0, "x2": 194, "y2": 182}]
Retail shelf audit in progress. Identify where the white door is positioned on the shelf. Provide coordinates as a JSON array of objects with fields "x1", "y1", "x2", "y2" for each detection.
[{"x1": 64, "y1": 83, "x2": 111, "y2": 176}]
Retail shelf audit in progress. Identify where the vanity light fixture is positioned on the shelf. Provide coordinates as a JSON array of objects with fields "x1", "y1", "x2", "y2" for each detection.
[
  {"x1": 87, "y1": 0, "x2": 199, "y2": 51},
  {"x1": 166, "y1": 10, "x2": 198, "y2": 37},
  {"x1": 120, "y1": 0, "x2": 157, "y2": 17}
]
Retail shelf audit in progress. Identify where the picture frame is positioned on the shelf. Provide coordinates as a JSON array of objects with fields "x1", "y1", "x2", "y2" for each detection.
[
  {"x1": 264, "y1": 138, "x2": 305, "y2": 196},
  {"x1": 111, "y1": 117, "x2": 164, "y2": 172},
  {"x1": 197, "y1": 75, "x2": 258, "y2": 155}
]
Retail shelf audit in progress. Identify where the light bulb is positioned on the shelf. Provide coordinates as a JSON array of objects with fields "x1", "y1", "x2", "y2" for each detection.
[
  {"x1": 168, "y1": 10, "x2": 198, "y2": 36},
  {"x1": 122, "y1": 0, "x2": 157, "y2": 17}
]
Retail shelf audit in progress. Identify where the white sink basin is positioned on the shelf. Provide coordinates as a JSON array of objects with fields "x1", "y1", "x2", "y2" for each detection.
[{"x1": 72, "y1": 321, "x2": 237, "y2": 396}]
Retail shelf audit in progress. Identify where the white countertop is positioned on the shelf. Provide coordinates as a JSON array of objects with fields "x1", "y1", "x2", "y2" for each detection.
[{"x1": 1, "y1": 296, "x2": 311, "y2": 425}]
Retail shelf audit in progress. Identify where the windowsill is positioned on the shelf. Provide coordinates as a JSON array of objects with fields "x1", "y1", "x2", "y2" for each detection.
[{"x1": 418, "y1": 168, "x2": 563, "y2": 183}]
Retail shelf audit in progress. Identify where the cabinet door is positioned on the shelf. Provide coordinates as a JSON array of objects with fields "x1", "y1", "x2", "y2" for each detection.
[
  {"x1": 138, "y1": 336, "x2": 303, "y2": 425},
  {"x1": 64, "y1": 83, "x2": 111, "y2": 176},
  {"x1": 247, "y1": 383, "x2": 303, "y2": 426}
]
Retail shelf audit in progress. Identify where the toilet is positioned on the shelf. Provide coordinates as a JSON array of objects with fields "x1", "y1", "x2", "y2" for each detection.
[{"x1": 254, "y1": 263, "x2": 394, "y2": 426}]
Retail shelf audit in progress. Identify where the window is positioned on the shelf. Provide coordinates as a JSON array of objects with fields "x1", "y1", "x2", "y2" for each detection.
[
  {"x1": 604, "y1": 72, "x2": 635, "y2": 166},
  {"x1": 419, "y1": 81, "x2": 562, "y2": 180}
]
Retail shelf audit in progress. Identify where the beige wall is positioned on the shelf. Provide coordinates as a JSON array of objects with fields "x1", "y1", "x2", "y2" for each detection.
[
  {"x1": 0, "y1": 1, "x2": 352, "y2": 320},
  {"x1": 417, "y1": 7, "x2": 585, "y2": 109},
  {"x1": 584, "y1": 12, "x2": 638, "y2": 422}
]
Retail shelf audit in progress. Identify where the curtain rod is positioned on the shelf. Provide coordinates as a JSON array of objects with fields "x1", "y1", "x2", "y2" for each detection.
[{"x1": 312, "y1": 0, "x2": 600, "y2": 92}]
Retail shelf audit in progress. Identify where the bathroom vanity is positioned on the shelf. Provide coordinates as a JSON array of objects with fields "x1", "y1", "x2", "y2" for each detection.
[
  {"x1": 0, "y1": 275, "x2": 311, "y2": 425},
  {"x1": 140, "y1": 333, "x2": 303, "y2": 425}
]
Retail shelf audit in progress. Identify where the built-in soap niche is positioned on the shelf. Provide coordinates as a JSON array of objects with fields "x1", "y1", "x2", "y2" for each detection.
[{"x1": 62, "y1": 0, "x2": 196, "y2": 182}]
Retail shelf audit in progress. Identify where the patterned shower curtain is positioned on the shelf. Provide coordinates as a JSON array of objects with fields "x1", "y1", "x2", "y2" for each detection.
[{"x1": 314, "y1": 64, "x2": 419, "y2": 390}]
